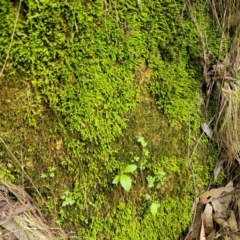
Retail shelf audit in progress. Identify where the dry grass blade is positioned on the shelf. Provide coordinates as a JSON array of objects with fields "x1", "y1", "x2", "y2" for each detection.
[{"x1": 214, "y1": 80, "x2": 240, "y2": 163}]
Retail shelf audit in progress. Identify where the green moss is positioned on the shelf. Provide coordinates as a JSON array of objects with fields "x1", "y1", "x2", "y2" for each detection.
[
  {"x1": 73, "y1": 195, "x2": 195, "y2": 240},
  {"x1": 0, "y1": 0, "x2": 219, "y2": 239}
]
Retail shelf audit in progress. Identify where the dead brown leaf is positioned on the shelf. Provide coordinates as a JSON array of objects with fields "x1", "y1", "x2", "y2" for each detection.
[
  {"x1": 213, "y1": 160, "x2": 224, "y2": 180},
  {"x1": 228, "y1": 210, "x2": 238, "y2": 231},
  {"x1": 55, "y1": 138, "x2": 62, "y2": 150},
  {"x1": 213, "y1": 212, "x2": 229, "y2": 227},
  {"x1": 211, "y1": 199, "x2": 228, "y2": 217},
  {"x1": 199, "y1": 186, "x2": 235, "y2": 204},
  {"x1": 200, "y1": 219, "x2": 206, "y2": 240},
  {"x1": 185, "y1": 202, "x2": 204, "y2": 240},
  {"x1": 206, "y1": 230, "x2": 215, "y2": 240},
  {"x1": 218, "y1": 193, "x2": 232, "y2": 209},
  {"x1": 202, "y1": 203, "x2": 214, "y2": 236},
  {"x1": 231, "y1": 231, "x2": 240, "y2": 239}
]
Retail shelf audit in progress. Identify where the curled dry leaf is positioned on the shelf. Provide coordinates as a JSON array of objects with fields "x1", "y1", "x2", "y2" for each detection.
[{"x1": 199, "y1": 186, "x2": 235, "y2": 204}]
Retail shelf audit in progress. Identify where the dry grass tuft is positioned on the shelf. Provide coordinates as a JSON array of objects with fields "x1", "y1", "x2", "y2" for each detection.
[
  {"x1": 214, "y1": 78, "x2": 240, "y2": 163},
  {"x1": 189, "y1": 0, "x2": 240, "y2": 164}
]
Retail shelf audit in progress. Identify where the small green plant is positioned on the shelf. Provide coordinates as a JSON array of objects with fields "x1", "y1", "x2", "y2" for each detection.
[
  {"x1": 61, "y1": 189, "x2": 75, "y2": 207},
  {"x1": 40, "y1": 166, "x2": 56, "y2": 179},
  {"x1": 150, "y1": 201, "x2": 160, "y2": 215},
  {"x1": 146, "y1": 176, "x2": 155, "y2": 188},
  {"x1": 136, "y1": 136, "x2": 147, "y2": 148},
  {"x1": 135, "y1": 136, "x2": 149, "y2": 170},
  {"x1": 147, "y1": 169, "x2": 166, "y2": 189},
  {"x1": 143, "y1": 194, "x2": 160, "y2": 215},
  {"x1": 112, "y1": 164, "x2": 137, "y2": 192}
]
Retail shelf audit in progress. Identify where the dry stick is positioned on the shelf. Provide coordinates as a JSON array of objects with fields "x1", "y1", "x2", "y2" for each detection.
[
  {"x1": 209, "y1": 0, "x2": 221, "y2": 28},
  {"x1": 0, "y1": 1, "x2": 21, "y2": 78}
]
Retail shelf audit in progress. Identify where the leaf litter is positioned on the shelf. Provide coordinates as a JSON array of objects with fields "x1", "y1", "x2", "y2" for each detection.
[{"x1": 185, "y1": 181, "x2": 240, "y2": 240}]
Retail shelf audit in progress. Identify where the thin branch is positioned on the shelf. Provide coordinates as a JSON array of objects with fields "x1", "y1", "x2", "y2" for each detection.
[{"x1": 0, "y1": 0, "x2": 22, "y2": 78}]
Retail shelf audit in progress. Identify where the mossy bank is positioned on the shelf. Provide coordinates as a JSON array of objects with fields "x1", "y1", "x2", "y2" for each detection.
[{"x1": 0, "y1": 0, "x2": 221, "y2": 239}]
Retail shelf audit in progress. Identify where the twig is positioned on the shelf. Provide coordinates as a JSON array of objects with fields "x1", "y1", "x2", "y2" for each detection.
[{"x1": 0, "y1": 0, "x2": 21, "y2": 78}]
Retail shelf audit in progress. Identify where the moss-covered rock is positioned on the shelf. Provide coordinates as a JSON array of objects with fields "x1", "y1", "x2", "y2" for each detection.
[{"x1": 0, "y1": 0, "x2": 220, "y2": 238}]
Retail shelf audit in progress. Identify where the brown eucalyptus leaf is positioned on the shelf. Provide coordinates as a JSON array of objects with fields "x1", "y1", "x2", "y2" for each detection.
[
  {"x1": 211, "y1": 199, "x2": 228, "y2": 216},
  {"x1": 218, "y1": 194, "x2": 232, "y2": 209},
  {"x1": 226, "y1": 181, "x2": 233, "y2": 187},
  {"x1": 213, "y1": 212, "x2": 229, "y2": 228},
  {"x1": 206, "y1": 230, "x2": 215, "y2": 240},
  {"x1": 213, "y1": 210, "x2": 231, "y2": 220},
  {"x1": 185, "y1": 202, "x2": 204, "y2": 240},
  {"x1": 200, "y1": 219, "x2": 206, "y2": 240},
  {"x1": 202, "y1": 203, "x2": 214, "y2": 236},
  {"x1": 228, "y1": 210, "x2": 238, "y2": 231},
  {"x1": 213, "y1": 160, "x2": 224, "y2": 180},
  {"x1": 199, "y1": 186, "x2": 235, "y2": 204},
  {"x1": 231, "y1": 231, "x2": 240, "y2": 238}
]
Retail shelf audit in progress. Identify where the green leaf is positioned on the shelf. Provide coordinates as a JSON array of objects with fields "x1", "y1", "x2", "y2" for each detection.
[
  {"x1": 112, "y1": 175, "x2": 120, "y2": 184},
  {"x1": 144, "y1": 194, "x2": 152, "y2": 201},
  {"x1": 62, "y1": 198, "x2": 75, "y2": 207},
  {"x1": 147, "y1": 175, "x2": 155, "y2": 188},
  {"x1": 137, "y1": 136, "x2": 147, "y2": 147},
  {"x1": 143, "y1": 149, "x2": 149, "y2": 157},
  {"x1": 49, "y1": 172, "x2": 55, "y2": 178},
  {"x1": 134, "y1": 156, "x2": 140, "y2": 162},
  {"x1": 123, "y1": 164, "x2": 137, "y2": 173},
  {"x1": 40, "y1": 173, "x2": 47, "y2": 179},
  {"x1": 150, "y1": 202, "x2": 160, "y2": 215},
  {"x1": 120, "y1": 174, "x2": 132, "y2": 191}
]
